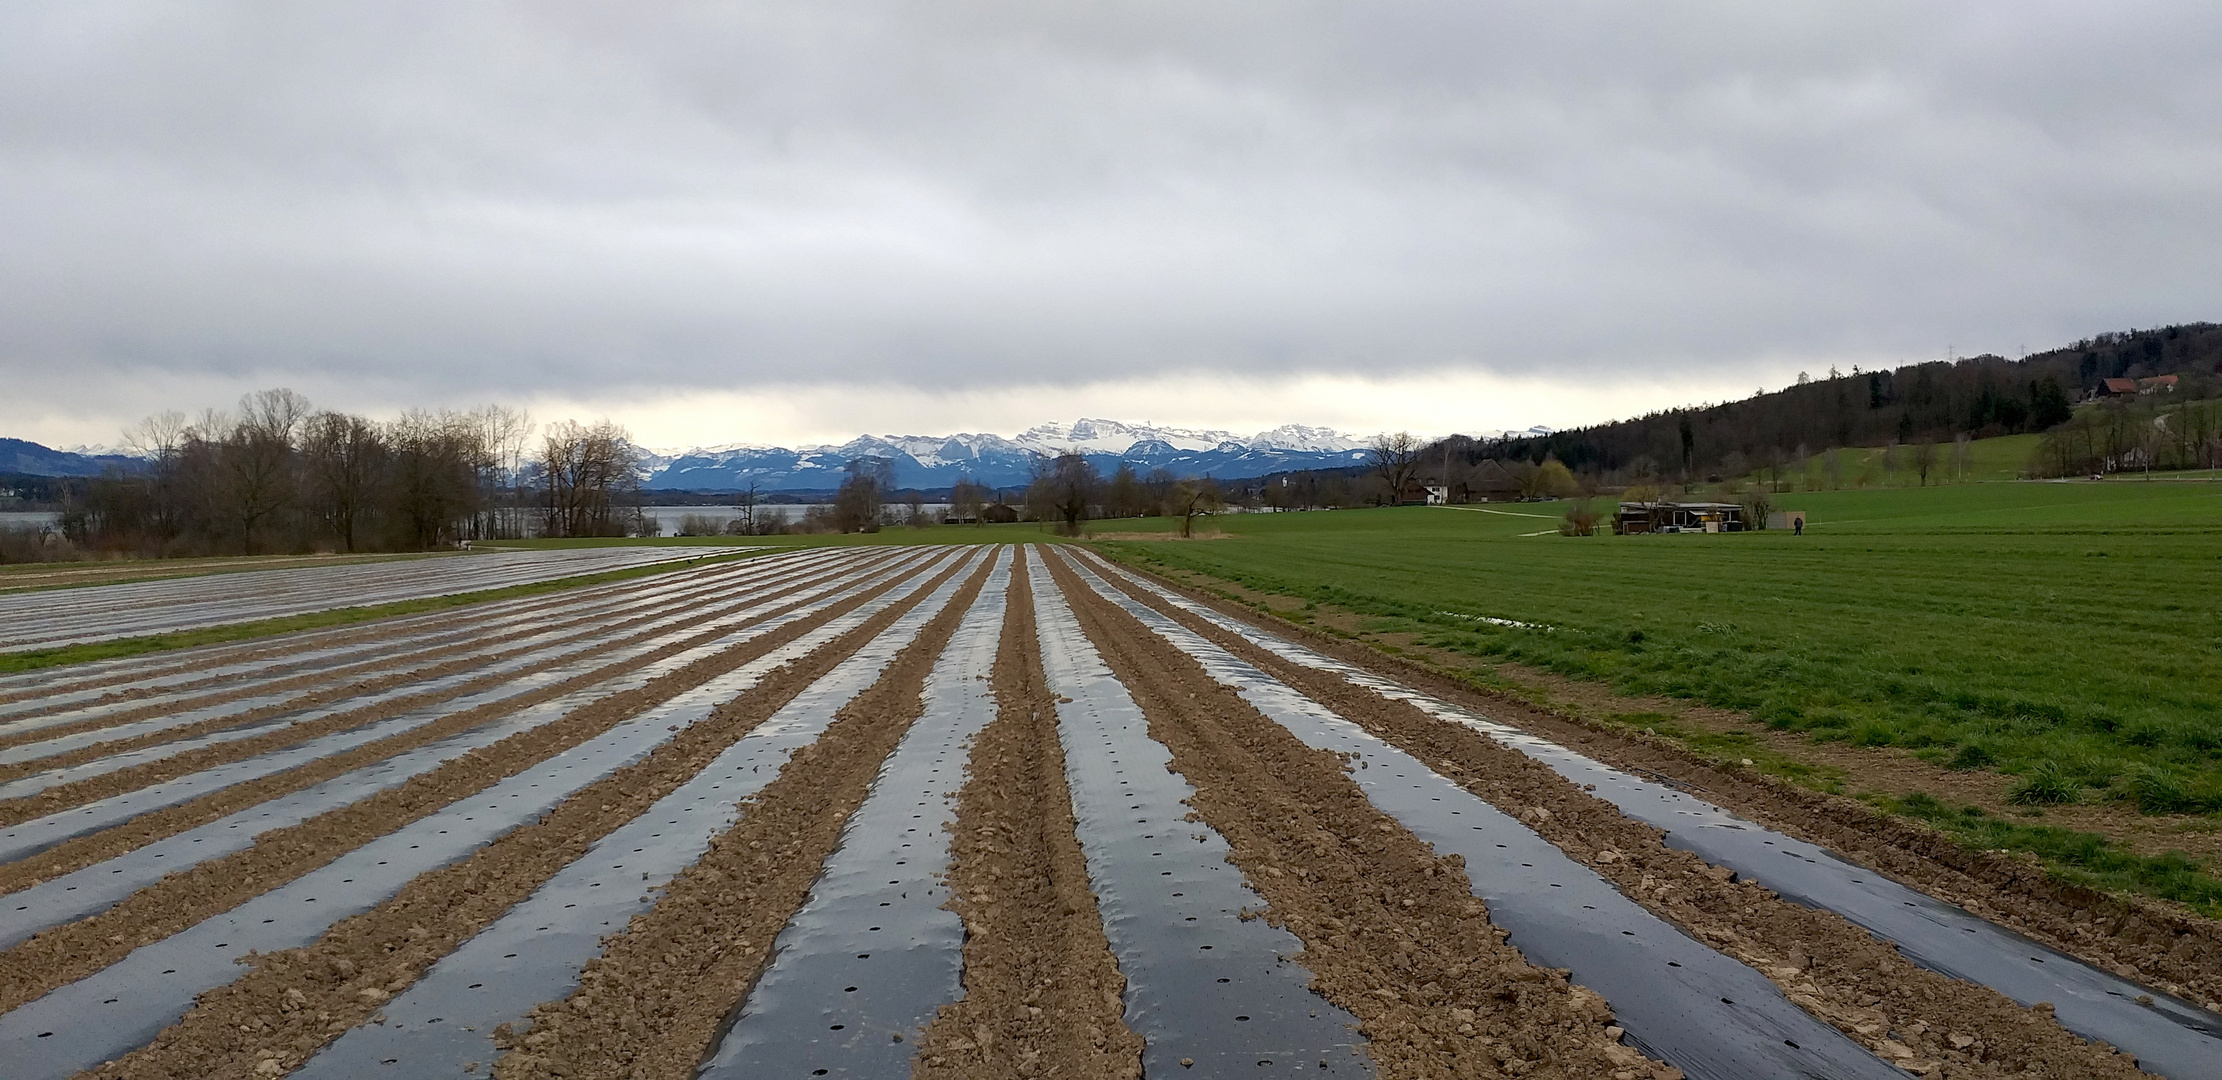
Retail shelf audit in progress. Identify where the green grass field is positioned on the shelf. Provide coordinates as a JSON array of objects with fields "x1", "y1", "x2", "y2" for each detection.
[{"x1": 1095, "y1": 481, "x2": 2222, "y2": 817}]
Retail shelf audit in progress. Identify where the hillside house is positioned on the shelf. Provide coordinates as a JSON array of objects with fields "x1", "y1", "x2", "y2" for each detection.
[{"x1": 1614, "y1": 501, "x2": 1747, "y2": 534}]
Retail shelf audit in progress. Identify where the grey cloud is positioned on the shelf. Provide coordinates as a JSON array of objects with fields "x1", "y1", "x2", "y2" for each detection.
[{"x1": 3, "y1": 1, "x2": 2219, "y2": 413}]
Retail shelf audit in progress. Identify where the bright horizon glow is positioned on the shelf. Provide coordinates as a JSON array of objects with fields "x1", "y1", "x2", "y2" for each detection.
[{"x1": 7, "y1": 362, "x2": 1840, "y2": 454}]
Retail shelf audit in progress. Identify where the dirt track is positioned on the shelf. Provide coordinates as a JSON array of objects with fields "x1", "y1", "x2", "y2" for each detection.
[{"x1": 0, "y1": 543, "x2": 2215, "y2": 1080}]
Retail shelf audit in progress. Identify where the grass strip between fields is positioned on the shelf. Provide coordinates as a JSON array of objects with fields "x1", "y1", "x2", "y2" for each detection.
[
  {"x1": 0, "y1": 548, "x2": 768, "y2": 676},
  {"x1": 1876, "y1": 792, "x2": 2222, "y2": 917}
]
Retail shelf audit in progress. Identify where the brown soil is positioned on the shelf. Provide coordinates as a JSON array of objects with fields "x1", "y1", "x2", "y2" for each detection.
[
  {"x1": 78, "y1": 553, "x2": 978, "y2": 1080},
  {"x1": 913, "y1": 547, "x2": 1144, "y2": 1080},
  {"x1": 1086, "y1": 553, "x2": 2222, "y2": 1011},
  {"x1": 1086, "y1": 555, "x2": 2147, "y2": 1078},
  {"x1": 0, "y1": 556, "x2": 938, "y2": 1020},
  {"x1": 1040, "y1": 549, "x2": 1668, "y2": 1080},
  {"x1": 490, "y1": 556, "x2": 997, "y2": 1079},
  {"x1": 0, "y1": 557, "x2": 863, "y2": 831}
]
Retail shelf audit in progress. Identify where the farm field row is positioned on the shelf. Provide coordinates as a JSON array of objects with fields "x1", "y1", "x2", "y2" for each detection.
[{"x1": 1, "y1": 543, "x2": 2216, "y2": 1077}]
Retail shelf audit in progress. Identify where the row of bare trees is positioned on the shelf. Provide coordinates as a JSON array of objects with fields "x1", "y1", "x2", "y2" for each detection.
[
  {"x1": 786, "y1": 452, "x2": 1230, "y2": 536},
  {"x1": 1015, "y1": 453, "x2": 1224, "y2": 536},
  {"x1": 2032, "y1": 396, "x2": 2222, "y2": 477},
  {"x1": 57, "y1": 390, "x2": 645, "y2": 556}
]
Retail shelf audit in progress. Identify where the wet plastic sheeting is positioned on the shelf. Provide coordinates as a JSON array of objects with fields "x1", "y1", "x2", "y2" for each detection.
[
  {"x1": 0, "y1": 547, "x2": 801, "y2": 730},
  {"x1": 1559, "y1": 757, "x2": 2222, "y2": 1080},
  {"x1": 0, "y1": 551, "x2": 935, "y2": 866},
  {"x1": 0, "y1": 649, "x2": 750, "y2": 951},
  {"x1": 0, "y1": 547, "x2": 845, "y2": 710},
  {"x1": 0, "y1": 546, "x2": 754, "y2": 653},
  {"x1": 0, "y1": 550, "x2": 857, "y2": 791},
  {"x1": 698, "y1": 550, "x2": 1012, "y2": 1079},
  {"x1": 0, "y1": 551, "x2": 961, "y2": 1080},
  {"x1": 1068, "y1": 559, "x2": 1905, "y2": 1080},
  {"x1": 1084, "y1": 553, "x2": 2222, "y2": 1080},
  {"x1": 0, "y1": 693, "x2": 695, "y2": 1080},
  {"x1": 0, "y1": 546, "x2": 837, "y2": 739},
  {"x1": 293, "y1": 550, "x2": 988, "y2": 1078},
  {"x1": 1032, "y1": 559, "x2": 1370, "y2": 1078}
]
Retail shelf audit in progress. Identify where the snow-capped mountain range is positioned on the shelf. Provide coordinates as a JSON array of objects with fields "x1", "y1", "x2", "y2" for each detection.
[
  {"x1": 641, "y1": 418, "x2": 1377, "y2": 492},
  {"x1": 3, "y1": 419, "x2": 1556, "y2": 491}
]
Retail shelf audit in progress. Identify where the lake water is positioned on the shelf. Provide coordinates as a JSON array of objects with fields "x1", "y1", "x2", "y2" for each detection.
[
  {"x1": 0, "y1": 511, "x2": 61, "y2": 530},
  {"x1": 639, "y1": 504, "x2": 951, "y2": 533}
]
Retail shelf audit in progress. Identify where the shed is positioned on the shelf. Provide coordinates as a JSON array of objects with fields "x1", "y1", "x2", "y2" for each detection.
[
  {"x1": 1615, "y1": 501, "x2": 1747, "y2": 534},
  {"x1": 1767, "y1": 510, "x2": 1807, "y2": 532},
  {"x1": 980, "y1": 503, "x2": 1019, "y2": 524}
]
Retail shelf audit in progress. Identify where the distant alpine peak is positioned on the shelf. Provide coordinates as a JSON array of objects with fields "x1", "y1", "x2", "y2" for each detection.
[{"x1": 655, "y1": 418, "x2": 1367, "y2": 461}]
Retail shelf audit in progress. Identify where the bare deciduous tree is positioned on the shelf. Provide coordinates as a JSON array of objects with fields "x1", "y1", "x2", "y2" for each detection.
[
  {"x1": 834, "y1": 457, "x2": 892, "y2": 533},
  {"x1": 542, "y1": 420, "x2": 639, "y2": 538},
  {"x1": 301, "y1": 411, "x2": 386, "y2": 551},
  {"x1": 1038, "y1": 451, "x2": 1097, "y2": 535},
  {"x1": 949, "y1": 478, "x2": 987, "y2": 525},
  {"x1": 1170, "y1": 477, "x2": 1223, "y2": 537},
  {"x1": 729, "y1": 481, "x2": 760, "y2": 535},
  {"x1": 1370, "y1": 431, "x2": 1422, "y2": 504},
  {"x1": 1913, "y1": 437, "x2": 1939, "y2": 486},
  {"x1": 224, "y1": 389, "x2": 313, "y2": 553},
  {"x1": 1105, "y1": 463, "x2": 1144, "y2": 518}
]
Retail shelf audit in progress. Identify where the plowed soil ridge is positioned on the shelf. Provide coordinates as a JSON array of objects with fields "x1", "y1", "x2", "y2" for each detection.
[
  {"x1": 300, "y1": 551, "x2": 1001, "y2": 1078},
  {"x1": 913, "y1": 546, "x2": 1144, "y2": 1080},
  {"x1": 693, "y1": 550, "x2": 1012, "y2": 1077},
  {"x1": 1040, "y1": 548, "x2": 1651, "y2": 1080},
  {"x1": 488, "y1": 553, "x2": 999, "y2": 1079},
  {"x1": 1030, "y1": 553, "x2": 1375, "y2": 1076}
]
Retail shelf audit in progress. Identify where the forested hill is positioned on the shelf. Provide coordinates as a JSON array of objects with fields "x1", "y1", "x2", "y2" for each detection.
[{"x1": 1472, "y1": 323, "x2": 2222, "y2": 478}]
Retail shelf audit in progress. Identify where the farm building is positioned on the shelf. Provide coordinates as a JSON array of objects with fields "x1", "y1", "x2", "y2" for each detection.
[
  {"x1": 1614, "y1": 501, "x2": 1748, "y2": 534},
  {"x1": 1468, "y1": 459, "x2": 1523, "y2": 501}
]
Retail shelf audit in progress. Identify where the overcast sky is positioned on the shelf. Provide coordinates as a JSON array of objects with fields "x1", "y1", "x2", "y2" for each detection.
[{"x1": 4, "y1": 2, "x2": 2219, "y2": 450}]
